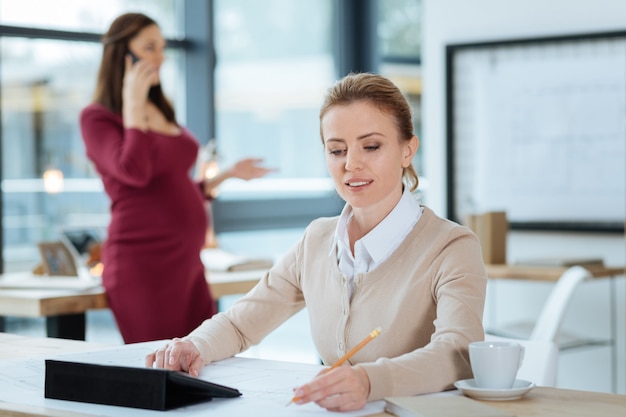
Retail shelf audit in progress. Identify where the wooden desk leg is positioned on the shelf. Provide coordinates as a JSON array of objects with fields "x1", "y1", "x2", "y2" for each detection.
[{"x1": 46, "y1": 314, "x2": 86, "y2": 340}]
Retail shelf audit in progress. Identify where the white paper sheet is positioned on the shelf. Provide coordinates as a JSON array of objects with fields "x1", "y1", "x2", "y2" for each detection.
[
  {"x1": 0, "y1": 341, "x2": 385, "y2": 417},
  {"x1": 0, "y1": 271, "x2": 101, "y2": 290}
]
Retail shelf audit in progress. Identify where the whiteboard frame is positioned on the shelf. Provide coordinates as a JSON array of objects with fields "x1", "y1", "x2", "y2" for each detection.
[{"x1": 445, "y1": 30, "x2": 626, "y2": 233}]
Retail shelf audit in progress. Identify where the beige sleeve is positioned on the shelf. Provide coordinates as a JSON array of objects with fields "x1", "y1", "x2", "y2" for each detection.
[{"x1": 184, "y1": 242, "x2": 307, "y2": 364}]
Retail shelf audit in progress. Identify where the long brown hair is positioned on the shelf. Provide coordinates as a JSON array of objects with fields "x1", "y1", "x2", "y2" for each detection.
[
  {"x1": 93, "y1": 13, "x2": 176, "y2": 123},
  {"x1": 319, "y1": 72, "x2": 419, "y2": 192}
]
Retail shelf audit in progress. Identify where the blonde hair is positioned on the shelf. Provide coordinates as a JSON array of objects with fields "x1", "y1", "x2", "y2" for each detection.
[{"x1": 319, "y1": 73, "x2": 418, "y2": 191}]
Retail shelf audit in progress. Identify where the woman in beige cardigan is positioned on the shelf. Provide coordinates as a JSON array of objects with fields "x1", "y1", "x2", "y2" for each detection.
[{"x1": 146, "y1": 73, "x2": 487, "y2": 412}]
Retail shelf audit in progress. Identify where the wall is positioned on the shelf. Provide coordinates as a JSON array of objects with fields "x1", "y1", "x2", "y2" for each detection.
[{"x1": 421, "y1": 0, "x2": 626, "y2": 393}]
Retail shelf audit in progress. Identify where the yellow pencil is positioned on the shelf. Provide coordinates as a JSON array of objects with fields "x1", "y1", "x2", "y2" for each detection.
[{"x1": 286, "y1": 327, "x2": 382, "y2": 406}]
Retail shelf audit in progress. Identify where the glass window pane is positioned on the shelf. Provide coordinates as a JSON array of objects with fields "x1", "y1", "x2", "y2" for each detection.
[
  {"x1": 376, "y1": 0, "x2": 424, "y2": 198},
  {"x1": 1, "y1": 33, "x2": 184, "y2": 272},
  {"x1": 377, "y1": 0, "x2": 422, "y2": 61},
  {"x1": 213, "y1": 0, "x2": 336, "y2": 198},
  {"x1": 0, "y1": 0, "x2": 182, "y2": 37}
]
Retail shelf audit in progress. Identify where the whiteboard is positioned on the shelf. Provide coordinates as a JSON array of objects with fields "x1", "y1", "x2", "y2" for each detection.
[{"x1": 446, "y1": 31, "x2": 626, "y2": 232}]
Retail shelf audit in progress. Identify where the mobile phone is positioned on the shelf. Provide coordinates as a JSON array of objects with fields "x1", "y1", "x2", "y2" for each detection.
[{"x1": 128, "y1": 50, "x2": 140, "y2": 64}]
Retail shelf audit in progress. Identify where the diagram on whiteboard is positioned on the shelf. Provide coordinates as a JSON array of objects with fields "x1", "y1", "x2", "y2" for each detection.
[{"x1": 448, "y1": 33, "x2": 625, "y2": 230}]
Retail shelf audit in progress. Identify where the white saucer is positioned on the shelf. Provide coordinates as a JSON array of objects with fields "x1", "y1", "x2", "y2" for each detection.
[{"x1": 454, "y1": 379, "x2": 535, "y2": 401}]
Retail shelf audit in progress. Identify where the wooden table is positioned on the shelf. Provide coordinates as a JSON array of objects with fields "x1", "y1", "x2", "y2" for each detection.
[
  {"x1": 206, "y1": 268, "x2": 265, "y2": 300},
  {"x1": 0, "y1": 287, "x2": 107, "y2": 340},
  {"x1": 485, "y1": 264, "x2": 624, "y2": 281},
  {"x1": 0, "y1": 388, "x2": 622, "y2": 417},
  {"x1": 368, "y1": 387, "x2": 626, "y2": 417},
  {"x1": 0, "y1": 333, "x2": 624, "y2": 417},
  {"x1": 483, "y1": 386, "x2": 625, "y2": 417},
  {"x1": 0, "y1": 269, "x2": 265, "y2": 340}
]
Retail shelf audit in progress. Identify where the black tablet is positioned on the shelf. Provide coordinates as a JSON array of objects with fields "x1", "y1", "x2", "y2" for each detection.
[{"x1": 45, "y1": 359, "x2": 241, "y2": 411}]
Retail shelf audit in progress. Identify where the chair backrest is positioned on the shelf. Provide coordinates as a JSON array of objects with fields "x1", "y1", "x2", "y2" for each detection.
[
  {"x1": 484, "y1": 334, "x2": 558, "y2": 387},
  {"x1": 529, "y1": 266, "x2": 592, "y2": 343}
]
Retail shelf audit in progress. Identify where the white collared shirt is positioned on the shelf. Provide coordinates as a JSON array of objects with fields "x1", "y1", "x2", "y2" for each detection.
[{"x1": 333, "y1": 187, "x2": 423, "y2": 296}]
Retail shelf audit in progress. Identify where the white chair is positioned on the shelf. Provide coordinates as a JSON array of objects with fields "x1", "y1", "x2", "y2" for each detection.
[
  {"x1": 487, "y1": 266, "x2": 603, "y2": 350},
  {"x1": 484, "y1": 333, "x2": 558, "y2": 387}
]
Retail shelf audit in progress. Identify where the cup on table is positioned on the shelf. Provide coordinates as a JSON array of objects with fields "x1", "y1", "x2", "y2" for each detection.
[{"x1": 469, "y1": 341, "x2": 525, "y2": 389}]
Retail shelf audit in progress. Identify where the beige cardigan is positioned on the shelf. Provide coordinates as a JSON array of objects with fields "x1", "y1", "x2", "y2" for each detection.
[{"x1": 186, "y1": 206, "x2": 487, "y2": 401}]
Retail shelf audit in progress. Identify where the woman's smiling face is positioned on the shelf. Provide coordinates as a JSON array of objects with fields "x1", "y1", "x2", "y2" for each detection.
[{"x1": 322, "y1": 100, "x2": 415, "y2": 213}]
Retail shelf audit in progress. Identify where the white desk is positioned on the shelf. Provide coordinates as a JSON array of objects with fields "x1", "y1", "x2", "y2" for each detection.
[
  {"x1": 0, "y1": 333, "x2": 625, "y2": 417},
  {"x1": 0, "y1": 269, "x2": 265, "y2": 340},
  {"x1": 0, "y1": 335, "x2": 385, "y2": 417}
]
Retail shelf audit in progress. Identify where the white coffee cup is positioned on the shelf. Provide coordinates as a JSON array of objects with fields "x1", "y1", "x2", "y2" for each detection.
[{"x1": 469, "y1": 341, "x2": 525, "y2": 389}]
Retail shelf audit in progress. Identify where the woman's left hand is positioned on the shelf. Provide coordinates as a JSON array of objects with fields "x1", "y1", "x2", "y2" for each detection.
[
  {"x1": 228, "y1": 158, "x2": 274, "y2": 181},
  {"x1": 202, "y1": 157, "x2": 275, "y2": 198},
  {"x1": 292, "y1": 365, "x2": 370, "y2": 412}
]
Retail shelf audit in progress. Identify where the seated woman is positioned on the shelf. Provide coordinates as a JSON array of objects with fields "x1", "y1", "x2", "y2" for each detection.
[{"x1": 146, "y1": 72, "x2": 487, "y2": 412}]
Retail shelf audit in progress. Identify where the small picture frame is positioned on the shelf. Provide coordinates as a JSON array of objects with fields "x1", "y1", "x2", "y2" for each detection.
[{"x1": 37, "y1": 241, "x2": 78, "y2": 276}]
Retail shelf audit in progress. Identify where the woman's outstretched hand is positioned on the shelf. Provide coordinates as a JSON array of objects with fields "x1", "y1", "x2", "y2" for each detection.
[{"x1": 228, "y1": 158, "x2": 275, "y2": 181}]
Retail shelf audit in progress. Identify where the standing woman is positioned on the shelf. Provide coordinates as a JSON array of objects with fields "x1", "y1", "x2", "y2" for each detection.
[{"x1": 80, "y1": 13, "x2": 271, "y2": 343}]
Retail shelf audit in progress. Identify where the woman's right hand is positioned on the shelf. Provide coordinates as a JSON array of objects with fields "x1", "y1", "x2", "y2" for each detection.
[
  {"x1": 122, "y1": 54, "x2": 156, "y2": 129},
  {"x1": 145, "y1": 338, "x2": 205, "y2": 377}
]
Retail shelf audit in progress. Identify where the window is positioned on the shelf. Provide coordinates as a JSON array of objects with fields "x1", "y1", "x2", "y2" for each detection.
[
  {"x1": 377, "y1": 0, "x2": 422, "y2": 61},
  {"x1": 209, "y1": 0, "x2": 346, "y2": 232},
  {"x1": 377, "y1": 0, "x2": 424, "y2": 197},
  {"x1": 0, "y1": 0, "x2": 181, "y2": 36},
  {"x1": 0, "y1": 1, "x2": 183, "y2": 272},
  {"x1": 212, "y1": 0, "x2": 336, "y2": 199},
  {"x1": 0, "y1": 0, "x2": 425, "y2": 268}
]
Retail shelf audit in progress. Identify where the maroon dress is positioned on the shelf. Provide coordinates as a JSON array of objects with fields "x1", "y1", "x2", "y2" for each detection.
[{"x1": 80, "y1": 103, "x2": 215, "y2": 343}]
